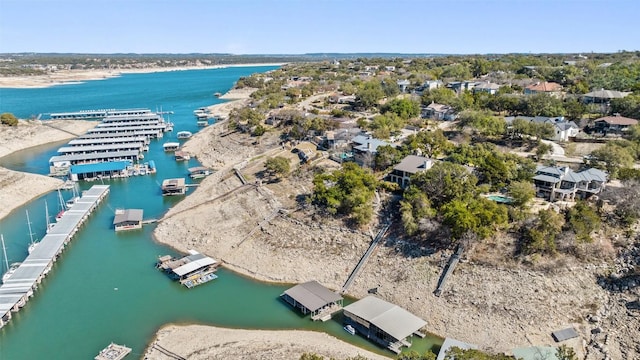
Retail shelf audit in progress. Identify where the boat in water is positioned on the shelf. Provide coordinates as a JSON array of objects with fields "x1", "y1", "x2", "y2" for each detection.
[
  {"x1": 177, "y1": 131, "x2": 192, "y2": 139},
  {"x1": 2, "y1": 234, "x2": 20, "y2": 283},
  {"x1": 344, "y1": 324, "x2": 356, "y2": 335},
  {"x1": 94, "y1": 342, "x2": 131, "y2": 360},
  {"x1": 163, "y1": 142, "x2": 180, "y2": 152},
  {"x1": 26, "y1": 210, "x2": 38, "y2": 254}
]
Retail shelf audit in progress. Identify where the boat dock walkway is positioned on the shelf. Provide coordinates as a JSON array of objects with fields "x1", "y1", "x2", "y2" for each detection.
[
  {"x1": 339, "y1": 222, "x2": 391, "y2": 295},
  {"x1": 0, "y1": 185, "x2": 110, "y2": 328}
]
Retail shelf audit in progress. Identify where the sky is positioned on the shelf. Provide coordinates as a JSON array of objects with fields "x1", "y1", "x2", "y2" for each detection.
[{"x1": 0, "y1": 0, "x2": 638, "y2": 55}]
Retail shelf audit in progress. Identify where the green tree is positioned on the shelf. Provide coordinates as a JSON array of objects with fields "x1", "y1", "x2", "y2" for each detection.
[
  {"x1": 458, "y1": 110, "x2": 506, "y2": 138},
  {"x1": 445, "y1": 347, "x2": 517, "y2": 360},
  {"x1": 312, "y1": 162, "x2": 378, "y2": 225},
  {"x1": 588, "y1": 142, "x2": 635, "y2": 178},
  {"x1": 397, "y1": 350, "x2": 437, "y2": 360},
  {"x1": 356, "y1": 80, "x2": 385, "y2": 109},
  {"x1": 264, "y1": 156, "x2": 291, "y2": 180},
  {"x1": 421, "y1": 87, "x2": 456, "y2": 106},
  {"x1": 563, "y1": 99, "x2": 586, "y2": 120},
  {"x1": 566, "y1": 201, "x2": 601, "y2": 243},
  {"x1": 410, "y1": 162, "x2": 478, "y2": 209},
  {"x1": 252, "y1": 124, "x2": 266, "y2": 136},
  {"x1": 525, "y1": 93, "x2": 566, "y2": 117},
  {"x1": 0, "y1": 112, "x2": 18, "y2": 126},
  {"x1": 536, "y1": 142, "x2": 553, "y2": 160},
  {"x1": 556, "y1": 345, "x2": 577, "y2": 360},
  {"x1": 383, "y1": 98, "x2": 421, "y2": 120},
  {"x1": 403, "y1": 129, "x2": 453, "y2": 158},
  {"x1": 507, "y1": 181, "x2": 535, "y2": 207},
  {"x1": 522, "y1": 209, "x2": 565, "y2": 254},
  {"x1": 374, "y1": 145, "x2": 404, "y2": 171},
  {"x1": 441, "y1": 196, "x2": 508, "y2": 239},
  {"x1": 400, "y1": 185, "x2": 435, "y2": 236}
]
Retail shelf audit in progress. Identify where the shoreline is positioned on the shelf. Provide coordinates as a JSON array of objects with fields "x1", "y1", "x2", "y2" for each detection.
[
  {"x1": 0, "y1": 119, "x2": 97, "y2": 221},
  {"x1": 0, "y1": 63, "x2": 284, "y2": 89}
]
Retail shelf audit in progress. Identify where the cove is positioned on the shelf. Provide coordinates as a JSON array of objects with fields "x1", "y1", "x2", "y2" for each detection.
[{"x1": 0, "y1": 68, "x2": 441, "y2": 359}]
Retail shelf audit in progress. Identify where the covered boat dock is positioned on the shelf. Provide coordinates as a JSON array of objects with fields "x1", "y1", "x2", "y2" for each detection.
[
  {"x1": 161, "y1": 178, "x2": 186, "y2": 196},
  {"x1": 69, "y1": 160, "x2": 132, "y2": 181},
  {"x1": 342, "y1": 295, "x2": 427, "y2": 354},
  {"x1": 156, "y1": 250, "x2": 219, "y2": 288},
  {"x1": 280, "y1": 280, "x2": 343, "y2": 321},
  {"x1": 113, "y1": 209, "x2": 143, "y2": 231}
]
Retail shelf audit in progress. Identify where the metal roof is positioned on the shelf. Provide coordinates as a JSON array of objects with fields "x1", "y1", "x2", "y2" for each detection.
[
  {"x1": 68, "y1": 136, "x2": 147, "y2": 146},
  {"x1": 49, "y1": 150, "x2": 140, "y2": 164},
  {"x1": 282, "y1": 281, "x2": 342, "y2": 312},
  {"x1": 594, "y1": 116, "x2": 639, "y2": 126},
  {"x1": 58, "y1": 142, "x2": 143, "y2": 154},
  {"x1": 393, "y1": 155, "x2": 433, "y2": 174},
  {"x1": 552, "y1": 327, "x2": 579, "y2": 342},
  {"x1": 70, "y1": 161, "x2": 131, "y2": 175},
  {"x1": 583, "y1": 89, "x2": 630, "y2": 99},
  {"x1": 113, "y1": 209, "x2": 143, "y2": 225},
  {"x1": 533, "y1": 174, "x2": 561, "y2": 183},
  {"x1": 172, "y1": 254, "x2": 217, "y2": 277},
  {"x1": 436, "y1": 338, "x2": 478, "y2": 360},
  {"x1": 343, "y1": 296, "x2": 426, "y2": 341},
  {"x1": 0, "y1": 185, "x2": 109, "y2": 318}
]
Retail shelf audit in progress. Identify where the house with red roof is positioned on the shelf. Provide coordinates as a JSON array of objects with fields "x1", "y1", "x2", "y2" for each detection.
[
  {"x1": 524, "y1": 81, "x2": 562, "y2": 97},
  {"x1": 593, "y1": 115, "x2": 639, "y2": 134}
]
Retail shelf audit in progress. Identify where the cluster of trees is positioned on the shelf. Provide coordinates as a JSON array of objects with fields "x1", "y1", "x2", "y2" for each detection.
[
  {"x1": 521, "y1": 201, "x2": 601, "y2": 255},
  {"x1": 312, "y1": 162, "x2": 379, "y2": 225},
  {"x1": 0, "y1": 112, "x2": 18, "y2": 126}
]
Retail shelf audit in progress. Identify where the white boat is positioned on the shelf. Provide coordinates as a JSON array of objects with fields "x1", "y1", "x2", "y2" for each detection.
[
  {"x1": 177, "y1": 131, "x2": 193, "y2": 139},
  {"x1": 2, "y1": 234, "x2": 20, "y2": 283},
  {"x1": 344, "y1": 324, "x2": 356, "y2": 335},
  {"x1": 45, "y1": 200, "x2": 56, "y2": 233},
  {"x1": 65, "y1": 184, "x2": 80, "y2": 208},
  {"x1": 26, "y1": 210, "x2": 38, "y2": 254},
  {"x1": 163, "y1": 142, "x2": 180, "y2": 152}
]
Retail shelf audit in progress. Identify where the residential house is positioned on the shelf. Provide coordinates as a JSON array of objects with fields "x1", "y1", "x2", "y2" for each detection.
[
  {"x1": 387, "y1": 155, "x2": 434, "y2": 188},
  {"x1": 582, "y1": 89, "x2": 631, "y2": 104},
  {"x1": 351, "y1": 134, "x2": 389, "y2": 166},
  {"x1": 446, "y1": 81, "x2": 477, "y2": 94},
  {"x1": 533, "y1": 165, "x2": 607, "y2": 202},
  {"x1": 472, "y1": 81, "x2": 501, "y2": 95},
  {"x1": 524, "y1": 81, "x2": 562, "y2": 97},
  {"x1": 397, "y1": 79, "x2": 411, "y2": 93},
  {"x1": 505, "y1": 116, "x2": 579, "y2": 142},
  {"x1": 384, "y1": 66, "x2": 396, "y2": 72},
  {"x1": 422, "y1": 103, "x2": 457, "y2": 121},
  {"x1": 593, "y1": 115, "x2": 639, "y2": 134},
  {"x1": 423, "y1": 80, "x2": 443, "y2": 91}
]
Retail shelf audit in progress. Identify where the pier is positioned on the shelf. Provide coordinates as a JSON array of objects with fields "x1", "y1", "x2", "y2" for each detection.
[
  {"x1": 0, "y1": 185, "x2": 110, "y2": 329},
  {"x1": 339, "y1": 223, "x2": 391, "y2": 295}
]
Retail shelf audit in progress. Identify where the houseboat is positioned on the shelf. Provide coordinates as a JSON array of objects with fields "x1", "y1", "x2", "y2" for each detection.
[
  {"x1": 156, "y1": 250, "x2": 219, "y2": 288},
  {"x1": 113, "y1": 209, "x2": 143, "y2": 232},
  {"x1": 162, "y1": 142, "x2": 180, "y2": 152},
  {"x1": 188, "y1": 166, "x2": 211, "y2": 179},
  {"x1": 174, "y1": 151, "x2": 191, "y2": 162},
  {"x1": 161, "y1": 178, "x2": 186, "y2": 196},
  {"x1": 177, "y1": 131, "x2": 193, "y2": 139},
  {"x1": 196, "y1": 119, "x2": 209, "y2": 127}
]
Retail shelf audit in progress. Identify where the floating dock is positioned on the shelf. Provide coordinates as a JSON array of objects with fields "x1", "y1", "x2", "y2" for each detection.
[
  {"x1": 0, "y1": 185, "x2": 110, "y2": 329},
  {"x1": 156, "y1": 250, "x2": 219, "y2": 288},
  {"x1": 95, "y1": 342, "x2": 132, "y2": 360}
]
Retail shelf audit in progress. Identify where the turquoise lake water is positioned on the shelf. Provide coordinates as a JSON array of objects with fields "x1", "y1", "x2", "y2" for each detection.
[{"x1": 0, "y1": 68, "x2": 441, "y2": 359}]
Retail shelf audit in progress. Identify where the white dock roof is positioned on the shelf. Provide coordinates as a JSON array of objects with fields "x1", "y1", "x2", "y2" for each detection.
[{"x1": 172, "y1": 254, "x2": 217, "y2": 277}]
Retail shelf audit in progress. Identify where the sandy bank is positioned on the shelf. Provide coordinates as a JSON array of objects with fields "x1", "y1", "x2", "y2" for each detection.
[
  {"x1": 144, "y1": 325, "x2": 390, "y2": 360},
  {"x1": 0, "y1": 119, "x2": 97, "y2": 220},
  {"x1": 0, "y1": 64, "x2": 284, "y2": 89}
]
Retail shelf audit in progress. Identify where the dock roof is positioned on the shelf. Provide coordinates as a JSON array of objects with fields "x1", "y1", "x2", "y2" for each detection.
[
  {"x1": 282, "y1": 281, "x2": 343, "y2": 312},
  {"x1": 70, "y1": 161, "x2": 131, "y2": 175},
  {"x1": 58, "y1": 142, "x2": 144, "y2": 154},
  {"x1": 343, "y1": 296, "x2": 426, "y2": 341},
  {"x1": 68, "y1": 136, "x2": 148, "y2": 146},
  {"x1": 172, "y1": 253, "x2": 217, "y2": 277},
  {"x1": 49, "y1": 150, "x2": 140, "y2": 164},
  {"x1": 113, "y1": 209, "x2": 143, "y2": 225}
]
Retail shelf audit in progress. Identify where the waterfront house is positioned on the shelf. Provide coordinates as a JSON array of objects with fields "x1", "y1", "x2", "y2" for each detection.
[
  {"x1": 342, "y1": 296, "x2": 427, "y2": 354},
  {"x1": 593, "y1": 115, "x2": 638, "y2": 135},
  {"x1": 533, "y1": 165, "x2": 607, "y2": 202},
  {"x1": 387, "y1": 155, "x2": 434, "y2": 188},
  {"x1": 524, "y1": 81, "x2": 562, "y2": 97},
  {"x1": 351, "y1": 134, "x2": 389, "y2": 166},
  {"x1": 422, "y1": 103, "x2": 457, "y2": 121},
  {"x1": 280, "y1": 280, "x2": 343, "y2": 321},
  {"x1": 113, "y1": 209, "x2": 143, "y2": 232}
]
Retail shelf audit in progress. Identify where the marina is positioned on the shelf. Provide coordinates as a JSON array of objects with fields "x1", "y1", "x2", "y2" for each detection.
[
  {"x1": 0, "y1": 185, "x2": 110, "y2": 329},
  {"x1": 48, "y1": 108, "x2": 152, "y2": 120}
]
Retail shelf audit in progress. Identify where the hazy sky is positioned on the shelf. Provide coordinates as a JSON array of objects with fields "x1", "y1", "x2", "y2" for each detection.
[{"x1": 1, "y1": 0, "x2": 638, "y2": 54}]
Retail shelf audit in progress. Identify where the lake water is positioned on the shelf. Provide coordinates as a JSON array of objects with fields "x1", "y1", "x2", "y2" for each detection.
[{"x1": 0, "y1": 68, "x2": 442, "y2": 359}]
